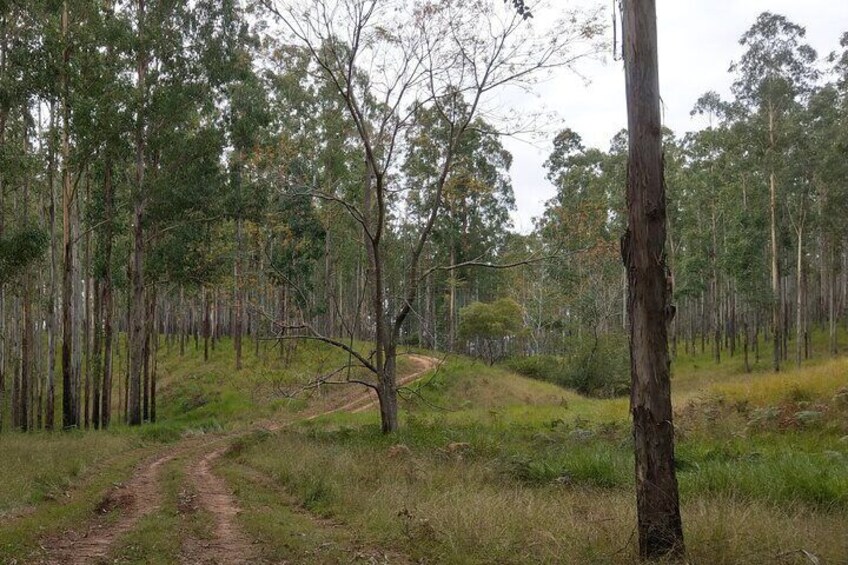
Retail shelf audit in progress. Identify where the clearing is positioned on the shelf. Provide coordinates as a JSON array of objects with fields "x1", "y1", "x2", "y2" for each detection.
[{"x1": 0, "y1": 340, "x2": 845, "y2": 564}]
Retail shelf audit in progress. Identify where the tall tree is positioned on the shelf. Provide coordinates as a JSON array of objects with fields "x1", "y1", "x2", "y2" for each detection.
[
  {"x1": 730, "y1": 12, "x2": 817, "y2": 371},
  {"x1": 620, "y1": 0, "x2": 685, "y2": 558},
  {"x1": 127, "y1": 0, "x2": 147, "y2": 426}
]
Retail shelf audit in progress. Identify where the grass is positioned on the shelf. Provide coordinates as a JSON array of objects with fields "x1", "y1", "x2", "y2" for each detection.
[
  {"x1": 0, "y1": 431, "x2": 141, "y2": 514},
  {"x1": 2, "y1": 331, "x2": 847, "y2": 563},
  {"x1": 221, "y1": 423, "x2": 847, "y2": 564},
  {"x1": 108, "y1": 457, "x2": 189, "y2": 565},
  {"x1": 220, "y1": 338, "x2": 848, "y2": 563},
  {"x1": 0, "y1": 440, "x2": 158, "y2": 561}
]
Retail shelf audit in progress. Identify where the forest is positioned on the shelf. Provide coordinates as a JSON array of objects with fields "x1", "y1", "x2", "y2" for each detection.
[{"x1": 0, "y1": 0, "x2": 846, "y2": 563}]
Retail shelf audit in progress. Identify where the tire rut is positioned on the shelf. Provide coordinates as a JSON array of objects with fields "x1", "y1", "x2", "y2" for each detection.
[
  {"x1": 35, "y1": 355, "x2": 439, "y2": 564},
  {"x1": 39, "y1": 450, "x2": 175, "y2": 565},
  {"x1": 181, "y1": 446, "x2": 258, "y2": 565}
]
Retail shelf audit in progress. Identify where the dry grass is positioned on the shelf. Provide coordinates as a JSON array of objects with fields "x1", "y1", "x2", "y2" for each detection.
[
  {"x1": 223, "y1": 427, "x2": 847, "y2": 564},
  {"x1": 3, "y1": 336, "x2": 846, "y2": 563},
  {"x1": 707, "y1": 356, "x2": 848, "y2": 405},
  {"x1": 221, "y1": 345, "x2": 847, "y2": 563}
]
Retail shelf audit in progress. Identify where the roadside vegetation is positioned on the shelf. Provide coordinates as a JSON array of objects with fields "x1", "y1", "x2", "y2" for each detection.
[
  {"x1": 222, "y1": 350, "x2": 847, "y2": 562},
  {"x1": 1, "y1": 332, "x2": 846, "y2": 563}
]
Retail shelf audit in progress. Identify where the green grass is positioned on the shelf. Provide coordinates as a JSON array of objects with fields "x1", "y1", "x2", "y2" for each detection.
[
  {"x1": 2, "y1": 331, "x2": 847, "y2": 563},
  {"x1": 108, "y1": 457, "x2": 189, "y2": 564},
  {"x1": 221, "y1": 420, "x2": 847, "y2": 564},
  {"x1": 0, "y1": 439, "x2": 157, "y2": 561},
  {"x1": 0, "y1": 431, "x2": 140, "y2": 514},
  {"x1": 220, "y1": 337, "x2": 848, "y2": 563},
  {"x1": 0, "y1": 336, "x2": 387, "y2": 562}
]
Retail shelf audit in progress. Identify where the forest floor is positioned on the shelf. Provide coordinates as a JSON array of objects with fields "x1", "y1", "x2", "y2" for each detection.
[{"x1": 0, "y1": 338, "x2": 846, "y2": 564}]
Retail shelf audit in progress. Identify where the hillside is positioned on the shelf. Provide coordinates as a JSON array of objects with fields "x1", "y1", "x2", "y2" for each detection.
[{"x1": 2, "y1": 339, "x2": 844, "y2": 563}]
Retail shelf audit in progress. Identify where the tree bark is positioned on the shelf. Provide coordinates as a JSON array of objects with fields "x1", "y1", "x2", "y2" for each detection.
[
  {"x1": 621, "y1": 0, "x2": 685, "y2": 559},
  {"x1": 61, "y1": 0, "x2": 79, "y2": 429},
  {"x1": 204, "y1": 287, "x2": 210, "y2": 362},
  {"x1": 795, "y1": 224, "x2": 804, "y2": 368},
  {"x1": 149, "y1": 287, "x2": 158, "y2": 422},
  {"x1": 828, "y1": 244, "x2": 838, "y2": 355},
  {"x1": 83, "y1": 177, "x2": 92, "y2": 429},
  {"x1": 142, "y1": 287, "x2": 151, "y2": 421},
  {"x1": 101, "y1": 152, "x2": 114, "y2": 428},
  {"x1": 19, "y1": 111, "x2": 32, "y2": 431},
  {"x1": 44, "y1": 102, "x2": 58, "y2": 430},
  {"x1": 128, "y1": 0, "x2": 147, "y2": 426},
  {"x1": 92, "y1": 277, "x2": 102, "y2": 429},
  {"x1": 768, "y1": 102, "x2": 781, "y2": 372}
]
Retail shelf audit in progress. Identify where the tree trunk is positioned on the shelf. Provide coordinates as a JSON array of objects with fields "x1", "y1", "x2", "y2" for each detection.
[
  {"x1": 128, "y1": 0, "x2": 147, "y2": 426},
  {"x1": 203, "y1": 287, "x2": 210, "y2": 362},
  {"x1": 142, "y1": 288, "x2": 151, "y2": 421},
  {"x1": 83, "y1": 178, "x2": 92, "y2": 429},
  {"x1": 234, "y1": 220, "x2": 243, "y2": 369},
  {"x1": 102, "y1": 153, "x2": 114, "y2": 428},
  {"x1": 829, "y1": 244, "x2": 838, "y2": 355},
  {"x1": 19, "y1": 113, "x2": 32, "y2": 431},
  {"x1": 767, "y1": 98, "x2": 781, "y2": 373},
  {"x1": 179, "y1": 286, "x2": 186, "y2": 356},
  {"x1": 711, "y1": 208, "x2": 720, "y2": 364},
  {"x1": 363, "y1": 159, "x2": 397, "y2": 434},
  {"x1": 743, "y1": 310, "x2": 750, "y2": 373},
  {"x1": 129, "y1": 208, "x2": 145, "y2": 426},
  {"x1": 92, "y1": 278, "x2": 102, "y2": 429},
  {"x1": 621, "y1": 0, "x2": 685, "y2": 558},
  {"x1": 448, "y1": 247, "x2": 456, "y2": 351},
  {"x1": 61, "y1": 0, "x2": 78, "y2": 429},
  {"x1": 377, "y1": 346, "x2": 399, "y2": 434},
  {"x1": 795, "y1": 224, "x2": 804, "y2": 368},
  {"x1": 150, "y1": 287, "x2": 158, "y2": 422},
  {"x1": 46, "y1": 102, "x2": 58, "y2": 431}
]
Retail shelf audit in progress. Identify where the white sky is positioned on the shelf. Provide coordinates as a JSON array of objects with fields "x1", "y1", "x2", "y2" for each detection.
[{"x1": 504, "y1": 0, "x2": 848, "y2": 233}]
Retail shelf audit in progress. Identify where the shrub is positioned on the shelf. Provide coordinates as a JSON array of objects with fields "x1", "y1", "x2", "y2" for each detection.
[{"x1": 505, "y1": 335, "x2": 629, "y2": 397}]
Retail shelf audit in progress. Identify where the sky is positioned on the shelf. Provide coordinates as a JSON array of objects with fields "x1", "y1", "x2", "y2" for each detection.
[{"x1": 503, "y1": 0, "x2": 848, "y2": 233}]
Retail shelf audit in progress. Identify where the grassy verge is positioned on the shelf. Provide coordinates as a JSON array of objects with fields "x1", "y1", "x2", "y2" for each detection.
[
  {"x1": 0, "y1": 440, "x2": 157, "y2": 561},
  {"x1": 221, "y1": 350, "x2": 847, "y2": 563},
  {"x1": 3, "y1": 332, "x2": 846, "y2": 563}
]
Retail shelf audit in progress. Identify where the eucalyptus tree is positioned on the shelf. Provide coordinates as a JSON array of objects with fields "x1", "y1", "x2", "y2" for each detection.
[
  {"x1": 0, "y1": 0, "x2": 53, "y2": 430},
  {"x1": 125, "y1": 0, "x2": 233, "y2": 424},
  {"x1": 809, "y1": 34, "x2": 848, "y2": 356},
  {"x1": 538, "y1": 129, "x2": 624, "y2": 347},
  {"x1": 200, "y1": 0, "x2": 273, "y2": 371},
  {"x1": 56, "y1": 0, "x2": 106, "y2": 429},
  {"x1": 403, "y1": 106, "x2": 515, "y2": 350},
  {"x1": 620, "y1": 0, "x2": 684, "y2": 557},
  {"x1": 730, "y1": 12, "x2": 817, "y2": 371},
  {"x1": 69, "y1": 0, "x2": 134, "y2": 429},
  {"x1": 89, "y1": 0, "x2": 135, "y2": 429},
  {"x1": 262, "y1": 0, "x2": 602, "y2": 433}
]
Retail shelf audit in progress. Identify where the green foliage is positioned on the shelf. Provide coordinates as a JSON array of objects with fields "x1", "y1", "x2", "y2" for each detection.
[
  {"x1": 505, "y1": 335, "x2": 629, "y2": 398},
  {"x1": 0, "y1": 226, "x2": 49, "y2": 283},
  {"x1": 267, "y1": 193, "x2": 326, "y2": 303},
  {"x1": 459, "y1": 298, "x2": 524, "y2": 364},
  {"x1": 459, "y1": 298, "x2": 524, "y2": 340}
]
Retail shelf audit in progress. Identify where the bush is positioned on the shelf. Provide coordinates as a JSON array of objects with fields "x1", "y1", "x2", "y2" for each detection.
[{"x1": 505, "y1": 335, "x2": 629, "y2": 397}]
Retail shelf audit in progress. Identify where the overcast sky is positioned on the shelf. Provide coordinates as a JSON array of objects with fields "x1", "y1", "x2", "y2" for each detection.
[{"x1": 503, "y1": 0, "x2": 848, "y2": 233}]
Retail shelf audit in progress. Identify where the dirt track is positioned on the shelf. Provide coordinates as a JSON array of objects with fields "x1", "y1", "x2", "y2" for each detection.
[{"x1": 37, "y1": 354, "x2": 439, "y2": 564}]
